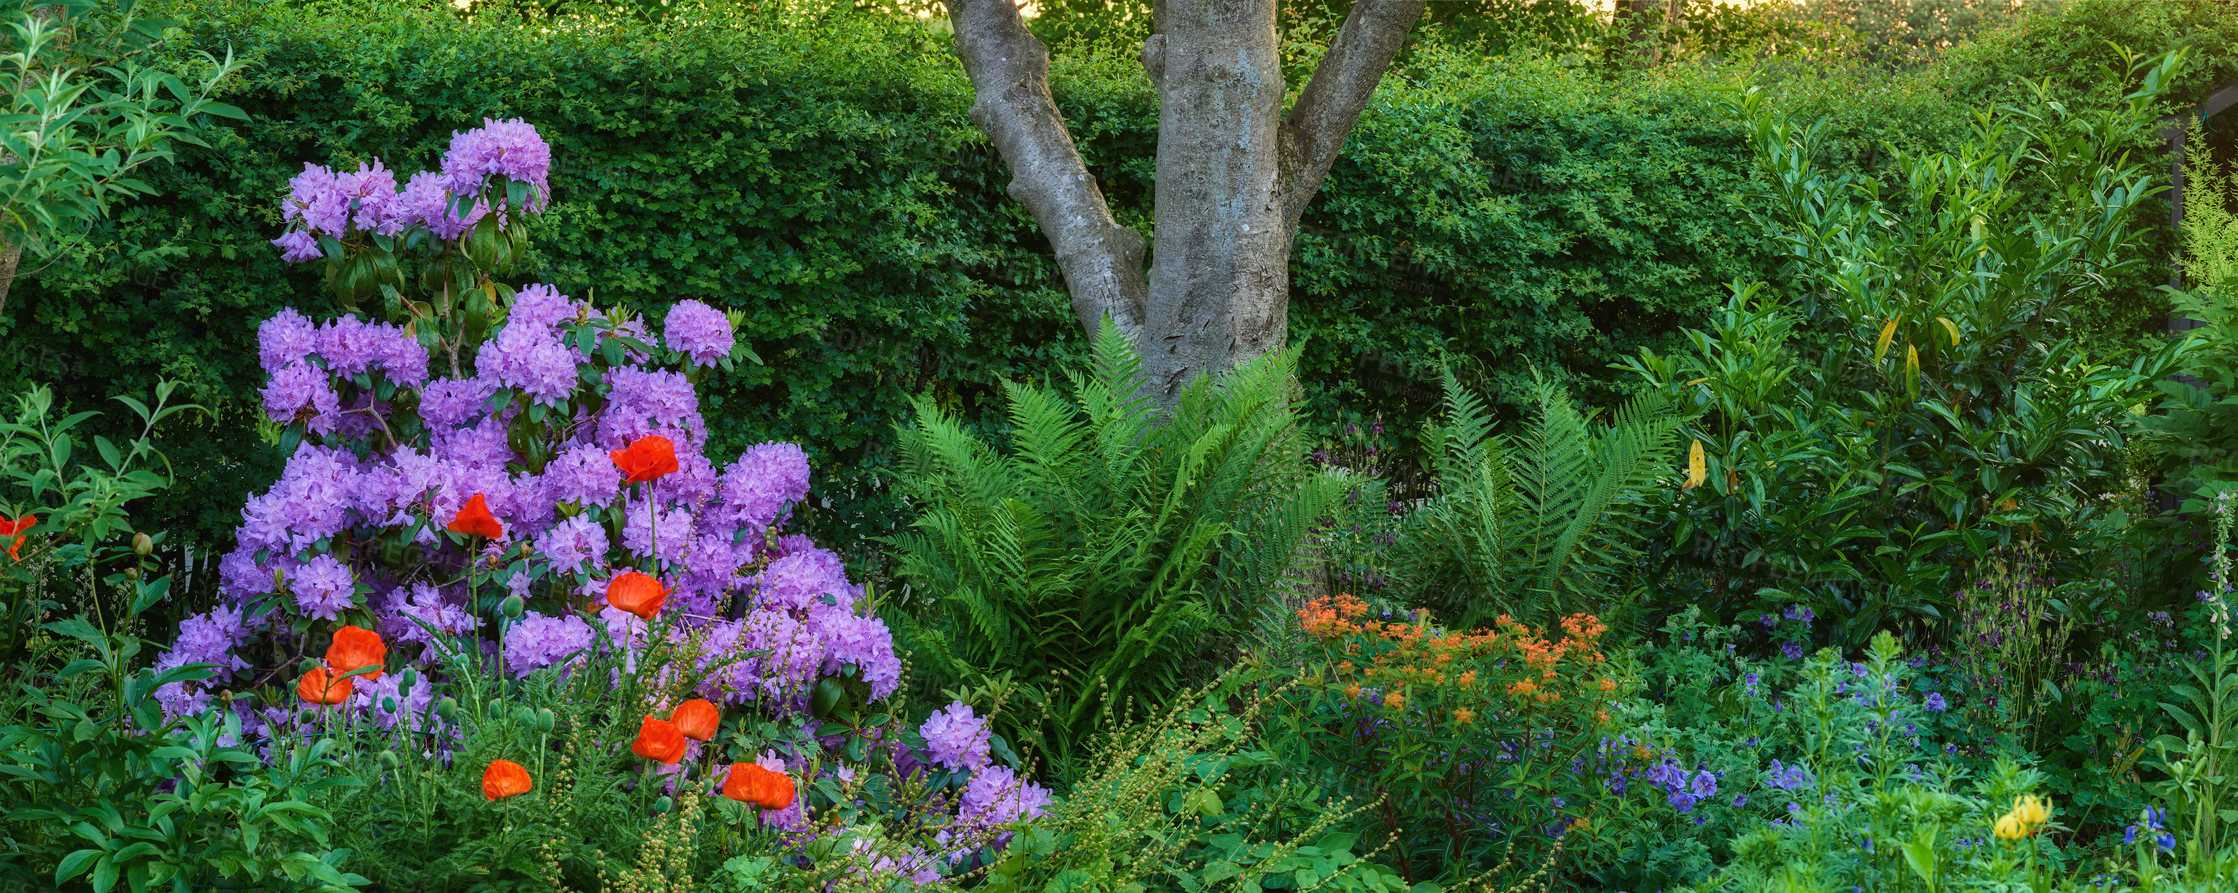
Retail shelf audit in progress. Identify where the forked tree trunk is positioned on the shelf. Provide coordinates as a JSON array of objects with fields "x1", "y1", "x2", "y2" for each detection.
[{"x1": 946, "y1": 0, "x2": 1427, "y2": 400}]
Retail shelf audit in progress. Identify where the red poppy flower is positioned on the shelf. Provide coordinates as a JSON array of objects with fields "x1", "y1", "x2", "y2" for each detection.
[
  {"x1": 447, "y1": 493, "x2": 504, "y2": 539},
  {"x1": 721, "y1": 762, "x2": 796, "y2": 810},
  {"x1": 3, "y1": 514, "x2": 36, "y2": 562},
  {"x1": 605, "y1": 571, "x2": 666, "y2": 620},
  {"x1": 631, "y1": 715, "x2": 687, "y2": 764},
  {"x1": 483, "y1": 759, "x2": 532, "y2": 801},
  {"x1": 670, "y1": 698, "x2": 720, "y2": 742},
  {"x1": 325, "y1": 625, "x2": 387, "y2": 681},
  {"x1": 297, "y1": 666, "x2": 352, "y2": 706},
  {"x1": 609, "y1": 435, "x2": 679, "y2": 485}
]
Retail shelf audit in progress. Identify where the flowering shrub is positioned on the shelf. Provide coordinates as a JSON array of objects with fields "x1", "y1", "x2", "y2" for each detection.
[
  {"x1": 1261, "y1": 594, "x2": 1631, "y2": 885},
  {"x1": 142, "y1": 122, "x2": 1050, "y2": 887}
]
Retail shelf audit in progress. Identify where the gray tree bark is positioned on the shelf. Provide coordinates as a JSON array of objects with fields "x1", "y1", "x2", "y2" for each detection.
[{"x1": 946, "y1": 0, "x2": 1426, "y2": 400}]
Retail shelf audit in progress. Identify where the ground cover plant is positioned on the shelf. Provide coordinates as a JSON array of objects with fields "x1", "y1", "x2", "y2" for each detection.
[{"x1": 9, "y1": 0, "x2": 2238, "y2": 891}]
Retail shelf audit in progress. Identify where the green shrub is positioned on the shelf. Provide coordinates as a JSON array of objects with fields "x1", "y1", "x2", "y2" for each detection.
[
  {"x1": 888, "y1": 324, "x2": 1353, "y2": 767},
  {"x1": 1621, "y1": 54, "x2": 2194, "y2": 640}
]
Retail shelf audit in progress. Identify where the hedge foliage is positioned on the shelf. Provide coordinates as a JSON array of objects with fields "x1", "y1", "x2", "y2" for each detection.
[{"x1": 3, "y1": 0, "x2": 2231, "y2": 563}]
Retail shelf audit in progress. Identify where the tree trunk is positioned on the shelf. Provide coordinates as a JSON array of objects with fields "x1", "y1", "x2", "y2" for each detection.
[
  {"x1": 946, "y1": 0, "x2": 1426, "y2": 400},
  {"x1": 1139, "y1": 0, "x2": 1289, "y2": 397}
]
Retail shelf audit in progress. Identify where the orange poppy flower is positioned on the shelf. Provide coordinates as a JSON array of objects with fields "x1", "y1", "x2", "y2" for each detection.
[
  {"x1": 2, "y1": 514, "x2": 35, "y2": 562},
  {"x1": 298, "y1": 666, "x2": 352, "y2": 706},
  {"x1": 721, "y1": 762, "x2": 796, "y2": 810},
  {"x1": 631, "y1": 715, "x2": 687, "y2": 764},
  {"x1": 671, "y1": 698, "x2": 720, "y2": 741},
  {"x1": 609, "y1": 435, "x2": 679, "y2": 485},
  {"x1": 483, "y1": 759, "x2": 532, "y2": 800},
  {"x1": 447, "y1": 493, "x2": 504, "y2": 539},
  {"x1": 605, "y1": 571, "x2": 666, "y2": 620},
  {"x1": 326, "y1": 625, "x2": 387, "y2": 681}
]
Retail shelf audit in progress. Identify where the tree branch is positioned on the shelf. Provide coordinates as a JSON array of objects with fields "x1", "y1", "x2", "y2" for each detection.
[
  {"x1": 947, "y1": 0, "x2": 1148, "y2": 342},
  {"x1": 1276, "y1": 0, "x2": 1426, "y2": 223}
]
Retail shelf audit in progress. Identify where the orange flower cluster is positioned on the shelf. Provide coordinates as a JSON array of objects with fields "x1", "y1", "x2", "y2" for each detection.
[
  {"x1": 1296, "y1": 596, "x2": 1613, "y2": 711},
  {"x1": 296, "y1": 625, "x2": 389, "y2": 707}
]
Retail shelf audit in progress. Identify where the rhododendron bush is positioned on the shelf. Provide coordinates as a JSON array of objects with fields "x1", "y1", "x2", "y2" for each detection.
[{"x1": 144, "y1": 121, "x2": 1047, "y2": 885}]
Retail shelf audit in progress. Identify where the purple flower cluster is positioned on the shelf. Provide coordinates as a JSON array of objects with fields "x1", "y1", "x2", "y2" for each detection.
[
  {"x1": 156, "y1": 283, "x2": 903, "y2": 727},
  {"x1": 1644, "y1": 759, "x2": 1720, "y2": 813},
  {"x1": 919, "y1": 702, "x2": 994, "y2": 773},
  {"x1": 663, "y1": 300, "x2": 735, "y2": 366},
  {"x1": 269, "y1": 119, "x2": 549, "y2": 260}
]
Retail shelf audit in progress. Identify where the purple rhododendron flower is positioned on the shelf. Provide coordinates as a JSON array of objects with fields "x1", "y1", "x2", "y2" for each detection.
[
  {"x1": 440, "y1": 118, "x2": 551, "y2": 209},
  {"x1": 921, "y1": 702, "x2": 994, "y2": 773},
  {"x1": 662, "y1": 300, "x2": 734, "y2": 366}
]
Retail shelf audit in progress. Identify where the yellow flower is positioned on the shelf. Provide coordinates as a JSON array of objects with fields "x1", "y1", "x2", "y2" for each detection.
[
  {"x1": 1993, "y1": 812, "x2": 2029, "y2": 841},
  {"x1": 1682, "y1": 440, "x2": 1707, "y2": 491},
  {"x1": 2012, "y1": 795, "x2": 2050, "y2": 827}
]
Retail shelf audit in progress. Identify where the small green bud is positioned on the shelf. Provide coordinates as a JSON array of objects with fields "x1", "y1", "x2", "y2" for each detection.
[
  {"x1": 378, "y1": 750, "x2": 401, "y2": 770},
  {"x1": 435, "y1": 697, "x2": 458, "y2": 721},
  {"x1": 132, "y1": 532, "x2": 153, "y2": 556},
  {"x1": 501, "y1": 594, "x2": 525, "y2": 619},
  {"x1": 653, "y1": 795, "x2": 673, "y2": 816}
]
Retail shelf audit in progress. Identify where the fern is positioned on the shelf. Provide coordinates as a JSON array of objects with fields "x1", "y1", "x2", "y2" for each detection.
[
  {"x1": 1394, "y1": 372, "x2": 1682, "y2": 629},
  {"x1": 887, "y1": 323, "x2": 1352, "y2": 768}
]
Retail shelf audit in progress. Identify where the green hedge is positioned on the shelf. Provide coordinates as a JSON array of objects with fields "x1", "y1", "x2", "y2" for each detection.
[{"x1": 2, "y1": 0, "x2": 2226, "y2": 564}]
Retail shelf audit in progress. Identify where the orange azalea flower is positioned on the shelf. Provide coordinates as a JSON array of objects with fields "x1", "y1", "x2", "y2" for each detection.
[
  {"x1": 606, "y1": 571, "x2": 667, "y2": 620},
  {"x1": 721, "y1": 762, "x2": 796, "y2": 810},
  {"x1": 610, "y1": 435, "x2": 680, "y2": 484},
  {"x1": 298, "y1": 666, "x2": 352, "y2": 706},
  {"x1": 2, "y1": 514, "x2": 35, "y2": 562},
  {"x1": 447, "y1": 493, "x2": 504, "y2": 539},
  {"x1": 671, "y1": 698, "x2": 720, "y2": 741},
  {"x1": 631, "y1": 715, "x2": 687, "y2": 764},
  {"x1": 483, "y1": 759, "x2": 532, "y2": 801},
  {"x1": 326, "y1": 625, "x2": 387, "y2": 681}
]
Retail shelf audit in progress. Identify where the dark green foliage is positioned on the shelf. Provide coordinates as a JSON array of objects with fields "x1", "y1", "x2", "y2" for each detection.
[
  {"x1": 2, "y1": 0, "x2": 1079, "y2": 568},
  {"x1": 7, "y1": 0, "x2": 2234, "y2": 585},
  {"x1": 887, "y1": 324, "x2": 1352, "y2": 766},
  {"x1": 1393, "y1": 372, "x2": 1684, "y2": 629},
  {"x1": 1622, "y1": 57, "x2": 2193, "y2": 642}
]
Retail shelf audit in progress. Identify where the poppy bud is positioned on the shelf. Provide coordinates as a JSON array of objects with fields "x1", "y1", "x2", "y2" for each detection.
[
  {"x1": 501, "y1": 594, "x2": 525, "y2": 619},
  {"x1": 535, "y1": 708, "x2": 556, "y2": 733},
  {"x1": 379, "y1": 751, "x2": 401, "y2": 770},
  {"x1": 436, "y1": 697, "x2": 459, "y2": 720},
  {"x1": 132, "y1": 532, "x2": 153, "y2": 556},
  {"x1": 653, "y1": 795, "x2": 673, "y2": 815}
]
